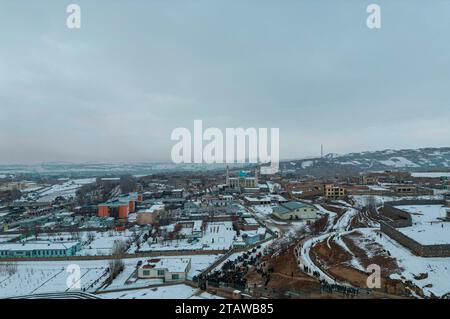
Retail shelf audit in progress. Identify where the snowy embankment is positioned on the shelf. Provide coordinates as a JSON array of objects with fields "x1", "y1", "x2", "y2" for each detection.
[
  {"x1": 332, "y1": 208, "x2": 358, "y2": 232},
  {"x1": 0, "y1": 260, "x2": 108, "y2": 298},
  {"x1": 354, "y1": 228, "x2": 450, "y2": 298},
  {"x1": 298, "y1": 233, "x2": 336, "y2": 284},
  {"x1": 314, "y1": 204, "x2": 337, "y2": 232}
]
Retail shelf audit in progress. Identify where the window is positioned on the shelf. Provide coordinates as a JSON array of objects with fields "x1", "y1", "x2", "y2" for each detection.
[
  {"x1": 172, "y1": 274, "x2": 180, "y2": 280},
  {"x1": 143, "y1": 270, "x2": 150, "y2": 276},
  {"x1": 157, "y1": 270, "x2": 165, "y2": 276}
]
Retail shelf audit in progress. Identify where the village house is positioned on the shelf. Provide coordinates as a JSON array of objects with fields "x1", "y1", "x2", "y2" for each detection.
[{"x1": 137, "y1": 258, "x2": 191, "y2": 282}]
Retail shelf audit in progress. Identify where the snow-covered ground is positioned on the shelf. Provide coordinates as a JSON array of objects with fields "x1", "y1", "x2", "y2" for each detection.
[
  {"x1": 104, "y1": 254, "x2": 222, "y2": 291},
  {"x1": 354, "y1": 228, "x2": 450, "y2": 298},
  {"x1": 0, "y1": 254, "x2": 223, "y2": 298},
  {"x1": 23, "y1": 230, "x2": 139, "y2": 256},
  {"x1": 394, "y1": 205, "x2": 450, "y2": 245},
  {"x1": 351, "y1": 194, "x2": 444, "y2": 209},
  {"x1": 99, "y1": 284, "x2": 222, "y2": 299},
  {"x1": 0, "y1": 260, "x2": 108, "y2": 298},
  {"x1": 78, "y1": 230, "x2": 137, "y2": 256},
  {"x1": 379, "y1": 157, "x2": 420, "y2": 168},
  {"x1": 138, "y1": 221, "x2": 236, "y2": 252},
  {"x1": 18, "y1": 178, "x2": 96, "y2": 203}
]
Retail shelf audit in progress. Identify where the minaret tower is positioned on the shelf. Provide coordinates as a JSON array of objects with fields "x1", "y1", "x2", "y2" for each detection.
[{"x1": 226, "y1": 165, "x2": 230, "y2": 186}]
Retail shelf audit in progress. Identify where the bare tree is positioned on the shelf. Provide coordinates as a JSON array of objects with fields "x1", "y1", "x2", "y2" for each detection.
[
  {"x1": 108, "y1": 240, "x2": 126, "y2": 283},
  {"x1": 0, "y1": 262, "x2": 18, "y2": 276},
  {"x1": 86, "y1": 232, "x2": 96, "y2": 244},
  {"x1": 365, "y1": 195, "x2": 378, "y2": 213}
]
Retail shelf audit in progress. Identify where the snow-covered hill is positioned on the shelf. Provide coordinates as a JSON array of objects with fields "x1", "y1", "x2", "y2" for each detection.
[{"x1": 282, "y1": 147, "x2": 450, "y2": 175}]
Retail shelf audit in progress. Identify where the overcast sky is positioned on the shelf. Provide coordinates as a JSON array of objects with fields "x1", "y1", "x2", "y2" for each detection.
[{"x1": 1, "y1": 0, "x2": 450, "y2": 164}]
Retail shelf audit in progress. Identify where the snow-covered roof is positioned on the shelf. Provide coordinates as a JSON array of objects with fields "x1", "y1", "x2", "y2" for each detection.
[
  {"x1": 141, "y1": 258, "x2": 191, "y2": 273},
  {"x1": 0, "y1": 241, "x2": 79, "y2": 252}
]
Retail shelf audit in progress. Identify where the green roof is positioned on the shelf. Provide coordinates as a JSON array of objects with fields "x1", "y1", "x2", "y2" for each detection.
[
  {"x1": 282, "y1": 201, "x2": 313, "y2": 210},
  {"x1": 273, "y1": 201, "x2": 314, "y2": 215}
]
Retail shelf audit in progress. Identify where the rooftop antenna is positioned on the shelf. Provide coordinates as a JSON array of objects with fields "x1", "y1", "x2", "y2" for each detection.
[{"x1": 321, "y1": 144, "x2": 324, "y2": 158}]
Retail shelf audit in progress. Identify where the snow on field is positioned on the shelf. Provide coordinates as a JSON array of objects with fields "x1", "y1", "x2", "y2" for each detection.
[
  {"x1": 105, "y1": 254, "x2": 222, "y2": 291},
  {"x1": 139, "y1": 222, "x2": 236, "y2": 252},
  {"x1": 0, "y1": 254, "x2": 222, "y2": 298},
  {"x1": 99, "y1": 284, "x2": 214, "y2": 299},
  {"x1": 78, "y1": 230, "x2": 136, "y2": 256},
  {"x1": 0, "y1": 260, "x2": 108, "y2": 298},
  {"x1": 314, "y1": 205, "x2": 337, "y2": 232},
  {"x1": 24, "y1": 230, "x2": 138, "y2": 256},
  {"x1": 354, "y1": 228, "x2": 450, "y2": 298},
  {"x1": 394, "y1": 205, "x2": 450, "y2": 245},
  {"x1": 20, "y1": 178, "x2": 96, "y2": 202},
  {"x1": 351, "y1": 195, "x2": 444, "y2": 209}
]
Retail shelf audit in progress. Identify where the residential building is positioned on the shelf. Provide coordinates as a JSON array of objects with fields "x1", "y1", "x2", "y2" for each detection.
[
  {"x1": 98, "y1": 192, "x2": 142, "y2": 219},
  {"x1": 136, "y1": 204, "x2": 165, "y2": 225},
  {"x1": 137, "y1": 258, "x2": 191, "y2": 282},
  {"x1": 226, "y1": 167, "x2": 259, "y2": 188},
  {"x1": 324, "y1": 184, "x2": 346, "y2": 199}
]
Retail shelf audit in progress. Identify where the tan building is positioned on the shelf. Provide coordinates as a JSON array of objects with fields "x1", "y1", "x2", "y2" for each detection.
[
  {"x1": 136, "y1": 204, "x2": 165, "y2": 225},
  {"x1": 324, "y1": 184, "x2": 346, "y2": 199}
]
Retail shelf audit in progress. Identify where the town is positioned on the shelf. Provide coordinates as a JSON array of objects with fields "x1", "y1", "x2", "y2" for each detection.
[{"x1": 0, "y1": 154, "x2": 449, "y2": 299}]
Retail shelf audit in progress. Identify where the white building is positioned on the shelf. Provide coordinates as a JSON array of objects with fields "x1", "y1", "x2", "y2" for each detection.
[
  {"x1": 137, "y1": 258, "x2": 191, "y2": 282},
  {"x1": 226, "y1": 167, "x2": 259, "y2": 188}
]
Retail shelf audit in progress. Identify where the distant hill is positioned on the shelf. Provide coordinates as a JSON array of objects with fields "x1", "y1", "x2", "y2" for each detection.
[{"x1": 281, "y1": 147, "x2": 450, "y2": 177}]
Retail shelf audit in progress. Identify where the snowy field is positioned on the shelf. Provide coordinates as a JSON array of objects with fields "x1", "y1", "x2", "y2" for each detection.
[
  {"x1": 354, "y1": 228, "x2": 450, "y2": 298},
  {"x1": 23, "y1": 230, "x2": 139, "y2": 256},
  {"x1": 19, "y1": 178, "x2": 96, "y2": 203},
  {"x1": 138, "y1": 221, "x2": 236, "y2": 252},
  {"x1": 351, "y1": 195, "x2": 444, "y2": 209},
  {"x1": 99, "y1": 284, "x2": 222, "y2": 299},
  {"x1": 0, "y1": 260, "x2": 108, "y2": 298},
  {"x1": 0, "y1": 254, "x2": 222, "y2": 298},
  {"x1": 105, "y1": 254, "x2": 222, "y2": 291},
  {"x1": 394, "y1": 205, "x2": 450, "y2": 245}
]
